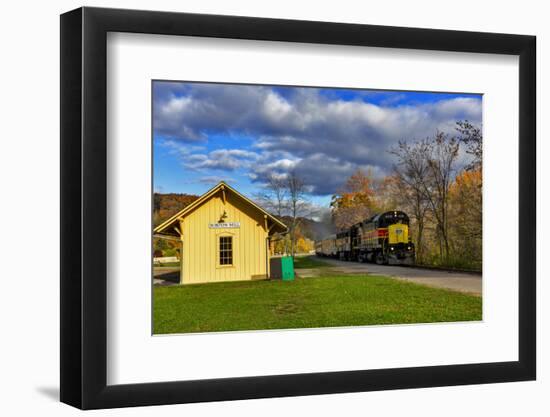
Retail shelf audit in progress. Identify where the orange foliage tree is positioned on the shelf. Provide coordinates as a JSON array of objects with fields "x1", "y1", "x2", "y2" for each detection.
[
  {"x1": 330, "y1": 169, "x2": 378, "y2": 230},
  {"x1": 448, "y1": 169, "x2": 482, "y2": 268}
]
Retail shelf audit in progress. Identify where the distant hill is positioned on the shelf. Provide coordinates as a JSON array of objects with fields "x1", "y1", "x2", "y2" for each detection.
[
  {"x1": 279, "y1": 216, "x2": 336, "y2": 242},
  {"x1": 153, "y1": 193, "x2": 199, "y2": 226}
]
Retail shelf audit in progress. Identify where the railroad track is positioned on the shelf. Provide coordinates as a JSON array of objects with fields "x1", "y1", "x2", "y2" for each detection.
[{"x1": 403, "y1": 263, "x2": 481, "y2": 275}]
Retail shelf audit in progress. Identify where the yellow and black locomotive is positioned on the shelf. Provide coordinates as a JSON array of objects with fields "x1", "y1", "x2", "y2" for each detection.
[{"x1": 316, "y1": 210, "x2": 415, "y2": 265}]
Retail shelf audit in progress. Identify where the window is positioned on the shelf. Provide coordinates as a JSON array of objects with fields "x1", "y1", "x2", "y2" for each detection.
[{"x1": 219, "y1": 236, "x2": 233, "y2": 266}]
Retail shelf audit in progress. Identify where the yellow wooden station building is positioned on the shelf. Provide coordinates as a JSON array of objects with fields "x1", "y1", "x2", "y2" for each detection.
[{"x1": 154, "y1": 182, "x2": 288, "y2": 284}]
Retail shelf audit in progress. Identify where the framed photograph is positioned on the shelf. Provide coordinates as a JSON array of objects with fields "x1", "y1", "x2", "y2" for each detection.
[{"x1": 60, "y1": 7, "x2": 536, "y2": 409}]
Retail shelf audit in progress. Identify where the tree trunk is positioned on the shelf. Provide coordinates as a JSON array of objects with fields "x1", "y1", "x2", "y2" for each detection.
[
  {"x1": 416, "y1": 220, "x2": 424, "y2": 262},
  {"x1": 290, "y1": 224, "x2": 295, "y2": 258}
]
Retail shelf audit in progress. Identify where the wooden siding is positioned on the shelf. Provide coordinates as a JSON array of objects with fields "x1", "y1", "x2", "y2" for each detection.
[{"x1": 181, "y1": 191, "x2": 268, "y2": 284}]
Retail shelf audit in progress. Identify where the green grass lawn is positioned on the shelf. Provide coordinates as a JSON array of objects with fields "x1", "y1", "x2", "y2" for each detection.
[
  {"x1": 153, "y1": 275, "x2": 482, "y2": 334},
  {"x1": 293, "y1": 255, "x2": 330, "y2": 269}
]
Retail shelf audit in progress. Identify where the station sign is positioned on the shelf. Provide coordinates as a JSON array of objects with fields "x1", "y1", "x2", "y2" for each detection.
[{"x1": 208, "y1": 222, "x2": 240, "y2": 229}]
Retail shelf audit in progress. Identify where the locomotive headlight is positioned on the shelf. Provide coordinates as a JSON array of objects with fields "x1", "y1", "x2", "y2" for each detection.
[
  {"x1": 407, "y1": 246, "x2": 411, "y2": 250},
  {"x1": 390, "y1": 247, "x2": 394, "y2": 251}
]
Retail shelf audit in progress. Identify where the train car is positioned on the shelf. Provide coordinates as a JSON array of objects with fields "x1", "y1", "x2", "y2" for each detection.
[
  {"x1": 316, "y1": 234, "x2": 337, "y2": 257},
  {"x1": 349, "y1": 222, "x2": 362, "y2": 261},
  {"x1": 355, "y1": 210, "x2": 415, "y2": 265},
  {"x1": 315, "y1": 210, "x2": 415, "y2": 265},
  {"x1": 314, "y1": 240, "x2": 323, "y2": 256},
  {"x1": 335, "y1": 230, "x2": 351, "y2": 260}
]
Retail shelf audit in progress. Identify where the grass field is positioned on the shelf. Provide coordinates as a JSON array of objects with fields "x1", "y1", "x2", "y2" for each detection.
[
  {"x1": 293, "y1": 255, "x2": 330, "y2": 269},
  {"x1": 153, "y1": 275, "x2": 482, "y2": 334}
]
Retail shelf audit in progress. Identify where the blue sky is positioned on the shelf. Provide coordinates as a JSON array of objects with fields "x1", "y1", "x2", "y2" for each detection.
[{"x1": 153, "y1": 81, "x2": 482, "y2": 208}]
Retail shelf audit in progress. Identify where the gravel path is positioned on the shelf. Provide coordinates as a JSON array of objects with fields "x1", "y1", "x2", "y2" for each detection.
[{"x1": 299, "y1": 257, "x2": 482, "y2": 296}]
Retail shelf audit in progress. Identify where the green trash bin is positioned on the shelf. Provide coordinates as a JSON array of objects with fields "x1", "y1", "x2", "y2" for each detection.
[{"x1": 281, "y1": 256, "x2": 295, "y2": 281}]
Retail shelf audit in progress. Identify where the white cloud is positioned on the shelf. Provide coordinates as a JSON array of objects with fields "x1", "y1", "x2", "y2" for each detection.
[
  {"x1": 181, "y1": 148, "x2": 261, "y2": 172},
  {"x1": 153, "y1": 82, "x2": 482, "y2": 195},
  {"x1": 262, "y1": 91, "x2": 292, "y2": 122},
  {"x1": 197, "y1": 175, "x2": 235, "y2": 185}
]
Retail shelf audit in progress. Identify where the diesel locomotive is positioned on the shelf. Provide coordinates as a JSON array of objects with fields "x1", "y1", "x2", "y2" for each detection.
[{"x1": 315, "y1": 210, "x2": 415, "y2": 265}]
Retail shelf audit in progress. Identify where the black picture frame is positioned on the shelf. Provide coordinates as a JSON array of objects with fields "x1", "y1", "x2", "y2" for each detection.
[{"x1": 60, "y1": 6, "x2": 536, "y2": 410}]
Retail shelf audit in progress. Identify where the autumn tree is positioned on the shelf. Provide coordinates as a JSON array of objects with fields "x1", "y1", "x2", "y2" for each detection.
[
  {"x1": 426, "y1": 132, "x2": 460, "y2": 260},
  {"x1": 388, "y1": 139, "x2": 433, "y2": 262},
  {"x1": 257, "y1": 171, "x2": 312, "y2": 257},
  {"x1": 293, "y1": 224, "x2": 315, "y2": 254},
  {"x1": 377, "y1": 173, "x2": 430, "y2": 262},
  {"x1": 448, "y1": 169, "x2": 482, "y2": 268},
  {"x1": 456, "y1": 120, "x2": 482, "y2": 170},
  {"x1": 287, "y1": 171, "x2": 310, "y2": 258},
  {"x1": 330, "y1": 169, "x2": 377, "y2": 230},
  {"x1": 391, "y1": 132, "x2": 460, "y2": 262},
  {"x1": 372, "y1": 175, "x2": 400, "y2": 212},
  {"x1": 254, "y1": 173, "x2": 287, "y2": 217},
  {"x1": 254, "y1": 174, "x2": 290, "y2": 254}
]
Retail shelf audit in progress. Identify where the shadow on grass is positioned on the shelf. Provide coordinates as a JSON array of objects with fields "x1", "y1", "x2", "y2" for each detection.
[{"x1": 153, "y1": 269, "x2": 180, "y2": 286}]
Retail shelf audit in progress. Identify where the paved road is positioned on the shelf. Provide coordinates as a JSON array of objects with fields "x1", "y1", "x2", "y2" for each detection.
[
  {"x1": 303, "y1": 257, "x2": 482, "y2": 296},
  {"x1": 153, "y1": 267, "x2": 180, "y2": 286}
]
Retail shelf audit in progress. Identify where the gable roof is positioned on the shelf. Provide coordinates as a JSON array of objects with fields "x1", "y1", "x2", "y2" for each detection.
[{"x1": 154, "y1": 182, "x2": 288, "y2": 237}]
